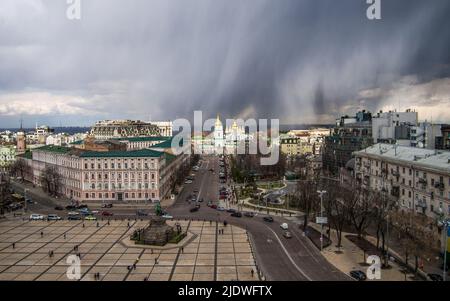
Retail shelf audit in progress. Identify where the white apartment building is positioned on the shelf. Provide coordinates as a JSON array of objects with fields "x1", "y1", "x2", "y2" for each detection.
[
  {"x1": 354, "y1": 144, "x2": 450, "y2": 219},
  {"x1": 372, "y1": 110, "x2": 418, "y2": 144}
]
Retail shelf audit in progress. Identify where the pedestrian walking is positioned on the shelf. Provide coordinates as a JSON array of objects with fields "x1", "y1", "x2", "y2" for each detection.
[
  {"x1": 82, "y1": 223, "x2": 85, "y2": 228},
  {"x1": 154, "y1": 258, "x2": 158, "y2": 265},
  {"x1": 251, "y1": 269, "x2": 254, "y2": 278},
  {"x1": 127, "y1": 222, "x2": 130, "y2": 228},
  {"x1": 133, "y1": 263, "x2": 136, "y2": 270},
  {"x1": 40, "y1": 231, "x2": 43, "y2": 237},
  {"x1": 96, "y1": 222, "x2": 99, "y2": 227},
  {"x1": 181, "y1": 247, "x2": 184, "y2": 253},
  {"x1": 12, "y1": 243, "x2": 15, "y2": 249},
  {"x1": 63, "y1": 233, "x2": 66, "y2": 239}
]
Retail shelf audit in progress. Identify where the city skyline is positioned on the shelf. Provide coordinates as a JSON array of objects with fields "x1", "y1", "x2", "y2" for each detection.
[{"x1": 0, "y1": 0, "x2": 449, "y2": 128}]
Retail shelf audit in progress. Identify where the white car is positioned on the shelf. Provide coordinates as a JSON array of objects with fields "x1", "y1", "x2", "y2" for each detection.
[
  {"x1": 29, "y1": 214, "x2": 45, "y2": 221},
  {"x1": 280, "y1": 223, "x2": 289, "y2": 230},
  {"x1": 162, "y1": 214, "x2": 173, "y2": 220},
  {"x1": 184, "y1": 180, "x2": 193, "y2": 184}
]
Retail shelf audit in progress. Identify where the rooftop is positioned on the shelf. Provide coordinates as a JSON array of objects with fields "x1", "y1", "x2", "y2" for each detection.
[
  {"x1": 34, "y1": 144, "x2": 165, "y2": 158},
  {"x1": 354, "y1": 143, "x2": 450, "y2": 173}
]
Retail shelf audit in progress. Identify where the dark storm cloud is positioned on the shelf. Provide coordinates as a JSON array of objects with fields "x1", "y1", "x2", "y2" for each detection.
[{"x1": 0, "y1": 0, "x2": 449, "y2": 127}]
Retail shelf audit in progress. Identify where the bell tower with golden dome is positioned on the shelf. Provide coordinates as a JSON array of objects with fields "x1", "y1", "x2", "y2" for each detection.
[{"x1": 214, "y1": 114, "x2": 224, "y2": 150}]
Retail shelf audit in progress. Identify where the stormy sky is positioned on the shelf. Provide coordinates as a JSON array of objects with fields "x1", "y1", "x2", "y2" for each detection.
[{"x1": 0, "y1": 0, "x2": 449, "y2": 128}]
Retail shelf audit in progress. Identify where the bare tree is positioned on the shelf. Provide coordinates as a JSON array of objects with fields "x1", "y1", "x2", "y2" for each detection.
[
  {"x1": 41, "y1": 165, "x2": 61, "y2": 197},
  {"x1": 348, "y1": 186, "x2": 373, "y2": 238},
  {"x1": 10, "y1": 159, "x2": 29, "y2": 181},
  {"x1": 324, "y1": 182, "x2": 352, "y2": 251},
  {"x1": 294, "y1": 180, "x2": 319, "y2": 230}
]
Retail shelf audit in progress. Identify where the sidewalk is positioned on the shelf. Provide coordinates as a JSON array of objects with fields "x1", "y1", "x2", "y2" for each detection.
[{"x1": 307, "y1": 223, "x2": 417, "y2": 281}]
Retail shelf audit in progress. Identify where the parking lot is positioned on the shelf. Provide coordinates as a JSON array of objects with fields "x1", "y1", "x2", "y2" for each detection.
[{"x1": 0, "y1": 218, "x2": 258, "y2": 281}]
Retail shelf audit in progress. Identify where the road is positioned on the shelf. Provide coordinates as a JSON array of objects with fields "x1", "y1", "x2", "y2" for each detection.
[{"x1": 168, "y1": 155, "x2": 349, "y2": 281}]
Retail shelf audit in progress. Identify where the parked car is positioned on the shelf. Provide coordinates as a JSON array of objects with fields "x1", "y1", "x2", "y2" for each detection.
[
  {"x1": 210, "y1": 204, "x2": 218, "y2": 209},
  {"x1": 65, "y1": 205, "x2": 76, "y2": 210},
  {"x1": 54, "y1": 206, "x2": 64, "y2": 211},
  {"x1": 84, "y1": 215, "x2": 97, "y2": 221},
  {"x1": 26, "y1": 198, "x2": 34, "y2": 204},
  {"x1": 101, "y1": 211, "x2": 114, "y2": 216},
  {"x1": 263, "y1": 216, "x2": 274, "y2": 223},
  {"x1": 137, "y1": 210, "x2": 148, "y2": 216},
  {"x1": 76, "y1": 204, "x2": 88, "y2": 209},
  {"x1": 184, "y1": 180, "x2": 193, "y2": 184},
  {"x1": 283, "y1": 231, "x2": 292, "y2": 239},
  {"x1": 217, "y1": 206, "x2": 225, "y2": 211},
  {"x1": 47, "y1": 214, "x2": 62, "y2": 221},
  {"x1": 193, "y1": 189, "x2": 199, "y2": 193},
  {"x1": 280, "y1": 223, "x2": 289, "y2": 230},
  {"x1": 190, "y1": 207, "x2": 199, "y2": 213},
  {"x1": 244, "y1": 212, "x2": 255, "y2": 218},
  {"x1": 230, "y1": 212, "x2": 242, "y2": 218},
  {"x1": 227, "y1": 208, "x2": 236, "y2": 213},
  {"x1": 78, "y1": 208, "x2": 92, "y2": 216},
  {"x1": 162, "y1": 214, "x2": 173, "y2": 220},
  {"x1": 428, "y1": 273, "x2": 443, "y2": 281},
  {"x1": 349, "y1": 270, "x2": 367, "y2": 281},
  {"x1": 68, "y1": 214, "x2": 81, "y2": 221},
  {"x1": 29, "y1": 214, "x2": 44, "y2": 221},
  {"x1": 101, "y1": 203, "x2": 113, "y2": 208}
]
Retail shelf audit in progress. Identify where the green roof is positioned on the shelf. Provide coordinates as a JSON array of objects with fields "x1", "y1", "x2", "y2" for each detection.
[
  {"x1": 33, "y1": 145, "x2": 72, "y2": 154},
  {"x1": 113, "y1": 136, "x2": 171, "y2": 142},
  {"x1": 70, "y1": 140, "x2": 84, "y2": 145},
  {"x1": 79, "y1": 149, "x2": 164, "y2": 158},
  {"x1": 151, "y1": 137, "x2": 185, "y2": 149}
]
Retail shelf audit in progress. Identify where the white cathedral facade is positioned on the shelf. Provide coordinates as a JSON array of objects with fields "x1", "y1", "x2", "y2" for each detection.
[{"x1": 213, "y1": 115, "x2": 251, "y2": 155}]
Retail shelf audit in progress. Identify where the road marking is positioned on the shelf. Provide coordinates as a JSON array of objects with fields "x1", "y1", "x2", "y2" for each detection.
[{"x1": 266, "y1": 226, "x2": 313, "y2": 281}]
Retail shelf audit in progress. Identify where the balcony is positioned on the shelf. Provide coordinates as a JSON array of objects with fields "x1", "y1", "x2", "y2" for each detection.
[
  {"x1": 391, "y1": 170, "x2": 400, "y2": 177},
  {"x1": 391, "y1": 186, "x2": 400, "y2": 197},
  {"x1": 416, "y1": 200, "x2": 427, "y2": 209},
  {"x1": 434, "y1": 182, "x2": 445, "y2": 190},
  {"x1": 418, "y1": 177, "x2": 427, "y2": 184}
]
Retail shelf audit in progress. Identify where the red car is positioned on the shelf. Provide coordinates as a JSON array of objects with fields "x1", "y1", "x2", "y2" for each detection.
[
  {"x1": 210, "y1": 204, "x2": 218, "y2": 209},
  {"x1": 101, "y1": 211, "x2": 114, "y2": 216}
]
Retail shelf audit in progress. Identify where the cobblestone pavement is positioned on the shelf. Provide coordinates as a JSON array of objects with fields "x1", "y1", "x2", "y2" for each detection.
[{"x1": 0, "y1": 219, "x2": 257, "y2": 281}]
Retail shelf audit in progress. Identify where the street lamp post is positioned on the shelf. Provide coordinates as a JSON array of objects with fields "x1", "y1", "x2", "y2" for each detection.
[
  {"x1": 24, "y1": 188, "x2": 29, "y2": 212},
  {"x1": 317, "y1": 190, "x2": 327, "y2": 251}
]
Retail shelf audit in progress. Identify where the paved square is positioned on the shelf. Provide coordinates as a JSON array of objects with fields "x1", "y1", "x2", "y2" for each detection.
[{"x1": 0, "y1": 218, "x2": 258, "y2": 281}]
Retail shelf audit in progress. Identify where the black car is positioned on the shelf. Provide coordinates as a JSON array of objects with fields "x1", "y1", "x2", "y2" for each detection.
[
  {"x1": 349, "y1": 270, "x2": 367, "y2": 281},
  {"x1": 244, "y1": 212, "x2": 255, "y2": 218},
  {"x1": 54, "y1": 206, "x2": 64, "y2": 211},
  {"x1": 136, "y1": 210, "x2": 148, "y2": 216},
  {"x1": 65, "y1": 205, "x2": 76, "y2": 210},
  {"x1": 226, "y1": 208, "x2": 236, "y2": 213},
  {"x1": 263, "y1": 216, "x2": 274, "y2": 223},
  {"x1": 230, "y1": 212, "x2": 242, "y2": 218},
  {"x1": 190, "y1": 207, "x2": 199, "y2": 213},
  {"x1": 68, "y1": 215, "x2": 81, "y2": 220},
  {"x1": 428, "y1": 273, "x2": 443, "y2": 281},
  {"x1": 76, "y1": 204, "x2": 88, "y2": 209}
]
